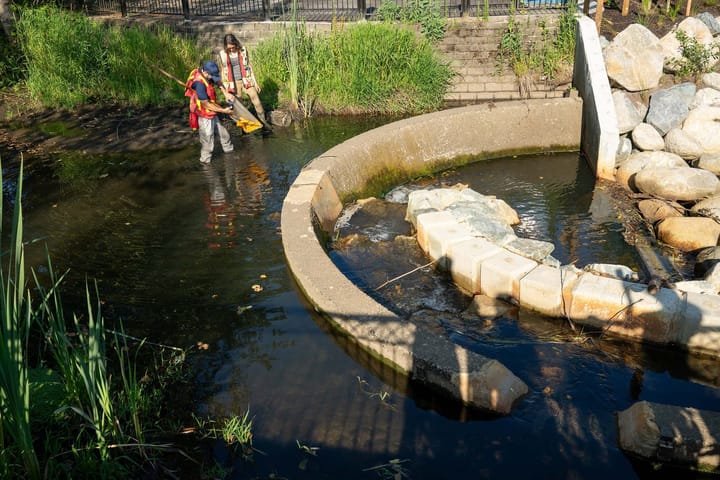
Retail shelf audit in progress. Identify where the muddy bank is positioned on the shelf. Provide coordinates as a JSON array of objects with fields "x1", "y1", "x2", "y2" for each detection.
[{"x1": 0, "y1": 103, "x2": 195, "y2": 160}]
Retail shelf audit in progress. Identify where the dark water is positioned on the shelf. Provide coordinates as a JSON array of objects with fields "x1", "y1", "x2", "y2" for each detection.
[{"x1": 4, "y1": 117, "x2": 720, "y2": 479}]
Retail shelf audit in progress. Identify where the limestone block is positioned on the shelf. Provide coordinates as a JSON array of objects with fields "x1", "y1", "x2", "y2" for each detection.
[
  {"x1": 480, "y1": 249, "x2": 538, "y2": 302},
  {"x1": 675, "y1": 291, "x2": 720, "y2": 355},
  {"x1": 519, "y1": 264, "x2": 579, "y2": 317},
  {"x1": 446, "y1": 238, "x2": 502, "y2": 294},
  {"x1": 565, "y1": 274, "x2": 683, "y2": 344},
  {"x1": 415, "y1": 210, "x2": 457, "y2": 254},
  {"x1": 423, "y1": 219, "x2": 475, "y2": 268}
]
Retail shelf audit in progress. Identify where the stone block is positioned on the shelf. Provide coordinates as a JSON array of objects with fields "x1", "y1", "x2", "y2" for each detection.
[
  {"x1": 520, "y1": 265, "x2": 579, "y2": 317},
  {"x1": 446, "y1": 238, "x2": 503, "y2": 294},
  {"x1": 415, "y1": 210, "x2": 455, "y2": 252},
  {"x1": 566, "y1": 275, "x2": 683, "y2": 344},
  {"x1": 480, "y1": 249, "x2": 539, "y2": 302},
  {"x1": 424, "y1": 222, "x2": 475, "y2": 268},
  {"x1": 675, "y1": 291, "x2": 720, "y2": 356}
]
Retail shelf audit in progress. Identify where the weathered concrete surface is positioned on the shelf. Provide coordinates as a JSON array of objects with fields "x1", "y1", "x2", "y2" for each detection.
[
  {"x1": 618, "y1": 401, "x2": 720, "y2": 470},
  {"x1": 281, "y1": 98, "x2": 582, "y2": 414},
  {"x1": 573, "y1": 15, "x2": 619, "y2": 181}
]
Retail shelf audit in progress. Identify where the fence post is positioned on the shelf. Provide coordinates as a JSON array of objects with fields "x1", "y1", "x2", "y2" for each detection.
[
  {"x1": 263, "y1": 0, "x2": 271, "y2": 20},
  {"x1": 120, "y1": 0, "x2": 127, "y2": 16},
  {"x1": 358, "y1": 0, "x2": 366, "y2": 16},
  {"x1": 181, "y1": 0, "x2": 191, "y2": 20}
]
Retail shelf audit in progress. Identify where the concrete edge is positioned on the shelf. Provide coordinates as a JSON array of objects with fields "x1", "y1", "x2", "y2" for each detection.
[{"x1": 281, "y1": 98, "x2": 583, "y2": 414}]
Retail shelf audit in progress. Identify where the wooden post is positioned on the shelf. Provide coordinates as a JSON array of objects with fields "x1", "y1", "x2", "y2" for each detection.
[
  {"x1": 622, "y1": 0, "x2": 630, "y2": 15},
  {"x1": 685, "y1": 0, "x2": 692, "y2": 16},
  {"x1": 595, "y1": 0, "x2": 604, "y2": 32}
]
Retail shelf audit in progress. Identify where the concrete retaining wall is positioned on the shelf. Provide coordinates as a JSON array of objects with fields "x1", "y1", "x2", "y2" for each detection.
[
  {"x1": 573, "y1": 15, "x2": 619, "y2": 180},
  {"x1": 281, "y1": 97, "x2": 582, "y2": 414}
]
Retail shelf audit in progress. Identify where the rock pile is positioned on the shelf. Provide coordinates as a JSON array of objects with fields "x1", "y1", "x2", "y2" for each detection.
[{"x1": 603, "y1": 14, "x2": 720, "y2": 291}]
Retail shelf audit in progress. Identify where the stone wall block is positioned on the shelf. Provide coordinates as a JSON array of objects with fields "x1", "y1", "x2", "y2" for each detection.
[
  {"x1": 479, "y1": 249, "x2": 538, "y2": 302},
  {"x1": 519, "y1": 264, "x2": 579, "y2": 317},
  {"x1": 446, "y1": 238, "x2": 503, "y2": 294},
  {"x1": 566, "y1": 274, "x2": 683, "y2": 344}
]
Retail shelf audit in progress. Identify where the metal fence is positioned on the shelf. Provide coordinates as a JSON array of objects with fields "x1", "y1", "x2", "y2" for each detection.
[{"x1": 91, "y1": 0, "x2": 568, "y2": 21}]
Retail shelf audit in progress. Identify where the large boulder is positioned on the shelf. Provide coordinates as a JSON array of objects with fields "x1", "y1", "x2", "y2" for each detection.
[
  {"x1": 645, "y1": 85, "x2": 693, "y2": 136},
  {"x1": 635, "y1": 166, "x2": 720, "y2": 201},
  {"x1": 637, "y1": 198, "x2": 685, "y2": 224},
  {"x1": 631, "y1": 123, "x2": 665, "y2": 151},
  {"x1": 682, "y1": 106, "x2": 720, "y2": 153},
  {"x1": 613, "y1": 90, "x2": 647, "y2": 134},
  {"x1": 691, "y1": 194, "x2": 720, "y2": 222},
  {"x1": 657, "y1": 216, "x2": 720, "y2": 252},
  {"x1": 664, "y1": 128, "x2": 703, "y2": 160},
  {"x1": 615, "y1": 151, "x2": 688, "y2": 191},
  {"x1": 690, "y1": 87, "x2": 720, "y2": 109},
  {"x1": 693, "y1": 152, "x2": 720, "y2": 174},
  {"x1": 660, "y1": 18, "x2": 716, "y2": 73},
  {"x1": 605, "y1": 24, "x2": 664, "y2": 91}
]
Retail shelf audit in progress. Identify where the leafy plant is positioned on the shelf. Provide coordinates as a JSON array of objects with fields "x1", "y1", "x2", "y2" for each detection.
[{"x1": 670, "y1": 29, "x2": 720, "y2": 77}]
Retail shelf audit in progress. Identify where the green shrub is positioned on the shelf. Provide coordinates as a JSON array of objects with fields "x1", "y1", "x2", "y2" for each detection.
[
  {"x1": 671, "y1": 29, "x2": 720, "y2": 78},
  {"x1": 253, "y1": 22, "x2": 453, "y2": 116}
]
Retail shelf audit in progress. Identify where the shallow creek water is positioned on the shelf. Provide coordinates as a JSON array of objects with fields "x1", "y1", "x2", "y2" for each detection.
[{"x1": 4, "y1": 117, "x2": 720, "y2": 479}]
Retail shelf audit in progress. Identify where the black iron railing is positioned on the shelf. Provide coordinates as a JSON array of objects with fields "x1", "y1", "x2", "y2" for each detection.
[{"x1": 92, "y1": 0, "x2": 568, "y2": 21}]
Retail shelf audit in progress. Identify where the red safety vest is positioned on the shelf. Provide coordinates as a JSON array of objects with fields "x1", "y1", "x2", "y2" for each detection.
[{"x1": 185, "y1": 69, "x2": 218, "y2": 119}]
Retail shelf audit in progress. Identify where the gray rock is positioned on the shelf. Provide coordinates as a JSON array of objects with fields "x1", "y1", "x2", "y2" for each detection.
[
  {"x1": 613, "y1": 90, "x2": 647, "y2": 134},
  {"x1": 646, "y1": 88, "x2": 690, "y2": 136},
  {"x1": 690, "y1": 194, "x2": 720, "y2": 222},
  {"x1": 695, "y1": 246, "x2": 720, "y2": 276},
  {"x1": 503, "y1": 237, "x2": 555, "y2": 262},
  {"x1": 616, "y1": 136, "x2": 633, "y2": 163},
  {"x1": 584, "y1": 263, "x2": 640, "y2": 281},
  {"x1": 697, "y1": 12, "x2": 720, "y2": 35}
]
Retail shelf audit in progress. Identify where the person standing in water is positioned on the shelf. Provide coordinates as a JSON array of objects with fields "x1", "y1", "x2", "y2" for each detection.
[
  {"x1": 218, "y1": 34, "x2": 268, "y2": 126},
  {"x1": 185, "y1": 61, "x2": 235, "y2": 164}
]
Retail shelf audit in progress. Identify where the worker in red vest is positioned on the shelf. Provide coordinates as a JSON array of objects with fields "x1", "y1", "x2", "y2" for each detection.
[
  {"x1": 185, "y1": 61, "x2": 236, "y2": 163},
  {"x1": 219, "y1": 34, "x2": 268, "y2": 125}
]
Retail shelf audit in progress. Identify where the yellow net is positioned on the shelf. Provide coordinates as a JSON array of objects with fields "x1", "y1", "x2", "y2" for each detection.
[{"x1": 235, "y1": 118, "x2": 263, "y2": 134}]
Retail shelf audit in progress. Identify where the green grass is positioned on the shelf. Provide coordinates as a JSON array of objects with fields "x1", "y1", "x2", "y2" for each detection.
[
  {"x1": 13, "y1": 5, "x2": 208, "y2": 109},
  {"x1": 253, "y1": 21, "x2": 453, "y2": 116}
]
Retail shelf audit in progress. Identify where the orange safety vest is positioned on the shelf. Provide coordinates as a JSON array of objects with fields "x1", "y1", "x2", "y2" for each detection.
[
  {"x1": 220, "y1": 48, "x2": 253, "y2": 93},
  {"x1": 185, "y1": 69, "x2": 218, "y2": 119}
]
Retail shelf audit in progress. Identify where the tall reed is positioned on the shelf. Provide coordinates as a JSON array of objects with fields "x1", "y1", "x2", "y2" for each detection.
[
  {"x1": 254, "y1": 21, "x2": 453, "y2": 116},
  {"x1": 0, "y1": 158, "x2": 41, "y2": 479}
]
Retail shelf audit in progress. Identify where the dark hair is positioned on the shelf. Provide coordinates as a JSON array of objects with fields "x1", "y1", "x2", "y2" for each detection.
[{"x1": 223, "y1": 34, "x2": 241, "y2": 51}]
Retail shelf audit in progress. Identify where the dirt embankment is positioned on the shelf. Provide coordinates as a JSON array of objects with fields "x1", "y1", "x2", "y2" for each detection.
[{"x1": 0, "y1": 102, "x2": 195, "y2": 160}]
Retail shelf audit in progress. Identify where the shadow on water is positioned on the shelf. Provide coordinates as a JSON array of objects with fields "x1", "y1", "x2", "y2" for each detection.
[{"x1": 2, "y1": 117, "x2": 720, "y2": 479}]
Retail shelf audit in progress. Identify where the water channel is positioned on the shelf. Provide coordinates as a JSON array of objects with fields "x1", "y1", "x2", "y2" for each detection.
[{"x1": 4, "y1": 115, "x2": 720, "y2": 479}]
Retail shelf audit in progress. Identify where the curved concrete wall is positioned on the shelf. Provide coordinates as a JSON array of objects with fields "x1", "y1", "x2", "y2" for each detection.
[{"x1": 281, "y1": 98, "x2": 583, "y2": 414}]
